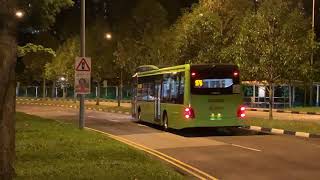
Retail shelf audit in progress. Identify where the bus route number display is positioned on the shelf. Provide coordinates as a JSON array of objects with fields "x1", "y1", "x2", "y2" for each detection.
[{"x1": 195, "y1": 80, "x2": 203, "y2": 87}]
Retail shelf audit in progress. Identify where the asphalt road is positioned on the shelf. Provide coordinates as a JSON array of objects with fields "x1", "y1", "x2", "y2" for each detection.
[{"x1": 17, "y1": 104, "x2": 320, "y2": 180}]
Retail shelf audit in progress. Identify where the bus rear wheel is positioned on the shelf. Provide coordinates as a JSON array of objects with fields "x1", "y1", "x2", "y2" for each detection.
[{"x1": 163, "y1": 113, "x2": 169, "y2": 131}]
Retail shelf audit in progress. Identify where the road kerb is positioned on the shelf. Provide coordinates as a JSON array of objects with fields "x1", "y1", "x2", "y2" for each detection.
[
  {"x1": 85, "y1": 127, "x2": 218, "y2": 180},
  {"x1": 243, "y1": 126, "x2": 319, "y2": 139}
]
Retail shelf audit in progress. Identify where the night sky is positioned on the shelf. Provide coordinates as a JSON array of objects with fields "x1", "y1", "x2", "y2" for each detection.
[{"x1": 19, "y1": 0, "x2": 320, "y2": 45}]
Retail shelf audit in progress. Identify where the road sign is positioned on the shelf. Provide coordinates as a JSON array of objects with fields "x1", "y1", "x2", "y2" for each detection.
[
  {"x1": 76, "y1": 58, "x2": 91, "y2": 71},
  {"x1": 75, "y1": 57, "x2": 91, "y2": 94}
]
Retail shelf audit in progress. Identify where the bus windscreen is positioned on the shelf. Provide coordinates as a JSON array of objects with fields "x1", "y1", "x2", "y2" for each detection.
[{"x1": 191, "y1": 65, "x2": 240, "y2": 95}]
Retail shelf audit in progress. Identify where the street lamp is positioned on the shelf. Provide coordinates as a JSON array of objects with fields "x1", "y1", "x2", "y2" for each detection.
[
  {"x1": 105, "y1": 33, "x2": 112, "y2": 40},
  {"x1": 15, "y1": 10, "x2": 24, "y2": 18}
]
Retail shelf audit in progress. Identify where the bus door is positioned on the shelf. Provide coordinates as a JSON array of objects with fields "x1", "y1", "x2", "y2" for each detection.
[
  {"x1": 154, "y1": 80, "x2": 161, "y2": 121},
  {"x1": 132, "y1": 76, "x2": 138, "y2": 118}
]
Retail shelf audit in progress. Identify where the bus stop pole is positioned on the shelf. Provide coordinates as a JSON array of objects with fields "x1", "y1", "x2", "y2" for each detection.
[{"x1": 79, "y1": 0, "x2": 85, "y2": 129}]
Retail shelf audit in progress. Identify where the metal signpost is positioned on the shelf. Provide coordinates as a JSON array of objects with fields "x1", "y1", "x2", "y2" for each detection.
[
  {"x1": 79, "y1": 0, "x2": 86, "y2": 129},
  {"x1": 75, "y1": 56, "x2": 91, "y2": 129}
]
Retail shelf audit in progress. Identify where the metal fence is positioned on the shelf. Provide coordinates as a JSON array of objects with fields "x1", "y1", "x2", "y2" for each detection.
[
  {"x1": 17, "y1": 83, "x2": 320, "y2": 108},
  {"x1": 16, "y1": 86, "x2": 132, "y2": 100}
]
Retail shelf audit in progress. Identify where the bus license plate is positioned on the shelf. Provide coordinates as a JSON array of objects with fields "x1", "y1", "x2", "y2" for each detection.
[{"x1": 210, "y1": 113, "x2": 222, "y2": 120}]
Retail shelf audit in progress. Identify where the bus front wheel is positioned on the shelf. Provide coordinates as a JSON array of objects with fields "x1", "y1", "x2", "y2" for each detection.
[{"x1": 163, "y1": 113, "x2": 169, "y2": 131}]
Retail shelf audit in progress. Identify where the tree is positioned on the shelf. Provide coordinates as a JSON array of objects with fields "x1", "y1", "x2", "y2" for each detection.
[
  {"x1": 233, "y1": 0, "x2": 314, "y2": 119},
  {"x1": 45, "y1": 36, "x2": 79, "y2": 98},
  {"x1": 17, "y1": 43, "x2": 56, "y2": 98},
  {"x1": 114, "y1": 0, "x2": 169, "y2": 106},
  {"x1": 0, "y1": 1, "x2": 72, "y2": 179},
  {"x1": 172, "y1": 0, "x2": 252, "y2": 64},
  {"x1": 114, "y1": 0, "x2": 169, "y2": 74},
  {"x1": 86, "y1": 22, "x2": 116, "y2": 105}
]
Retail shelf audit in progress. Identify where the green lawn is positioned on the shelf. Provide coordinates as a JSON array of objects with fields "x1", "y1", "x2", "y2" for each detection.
[
  {"x1": 15, "y1": 112, "x2": 183, "y2": 179},
  {"x1": 244, "y1": 118, "x2": 320, "y2": 134},
  {"x1": 285, "y1": 107, "x2": 320, "y2": 113}
]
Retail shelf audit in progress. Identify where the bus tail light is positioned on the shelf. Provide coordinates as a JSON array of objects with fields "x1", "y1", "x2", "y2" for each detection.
[
  {"x1": 184, "y1": 107, "x2": 195, "y2": 119},
  {"x1": 237, "y1": 106, "x2": 246, "y2": 118}
]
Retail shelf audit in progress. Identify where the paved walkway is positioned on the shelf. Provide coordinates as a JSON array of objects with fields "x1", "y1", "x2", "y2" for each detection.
[{"x1": 246, "y1": 110, "x2": 320, "y2": 123}]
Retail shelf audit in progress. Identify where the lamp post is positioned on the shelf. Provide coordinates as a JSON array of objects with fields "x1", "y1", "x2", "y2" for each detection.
[
  {"x1": 59, "y1": 76, "x2": 67, "y2": 99},
  {"x1": 105, "y1": 33, "x2": 112, "y2": 40},
  {"x1": 15, "y1": 10, "x2": 24, "y2": 18}
]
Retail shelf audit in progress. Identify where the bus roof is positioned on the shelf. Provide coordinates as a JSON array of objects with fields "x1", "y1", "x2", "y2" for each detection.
[
  {"x1": 135, "y1": 64, "x2": 188, "y2": 77},
  {"x1": 134, "y1": 64, "x2": 237, "y2": 77}
]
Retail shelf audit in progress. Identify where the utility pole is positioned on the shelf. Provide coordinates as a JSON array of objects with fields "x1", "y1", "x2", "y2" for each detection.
[
  {"x1": 79, "y1": 0, "x2": 86, "y2": 129},
  {"x1": 312, "y1": 0, "x2": 315, "y2": 65},
  {"x1": 310, "y1": 0, "x2": 315, "y2": 106}
]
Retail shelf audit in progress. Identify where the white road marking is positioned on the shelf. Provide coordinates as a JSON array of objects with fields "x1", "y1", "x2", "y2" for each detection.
[{"x1": 231, "y1": 144, "x2": 262, "y2": 152}]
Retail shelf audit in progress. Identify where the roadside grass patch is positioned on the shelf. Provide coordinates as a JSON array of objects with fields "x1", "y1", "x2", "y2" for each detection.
[
  {"x1": 17, "y1": 99, "x2": 130, "y2": 112},
  {"x1": 15, "y1": 112, "x2": 183, "y2": 179},
  {"x1": 244, "y1": 118, "x2": 320, "y2": 134}
]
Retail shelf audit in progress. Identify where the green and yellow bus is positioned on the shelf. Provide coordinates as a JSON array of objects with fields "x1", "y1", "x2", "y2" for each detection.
[{"x1": 131, "y1": 64, "x2": 245, "y2": 130}]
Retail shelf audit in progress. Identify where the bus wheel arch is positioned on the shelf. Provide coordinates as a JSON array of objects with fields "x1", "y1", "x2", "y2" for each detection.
[{"x1": 162, "y1": 110, "x2": 169, "y2": 131}]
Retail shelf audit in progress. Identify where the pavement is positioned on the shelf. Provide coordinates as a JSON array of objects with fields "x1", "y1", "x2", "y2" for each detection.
[
  {"x1": 17, "y1": 104, "x2": 320, "y2": 180},
  {"x1": 246, "y1": 110, "x2": 320, "y2": 123}
]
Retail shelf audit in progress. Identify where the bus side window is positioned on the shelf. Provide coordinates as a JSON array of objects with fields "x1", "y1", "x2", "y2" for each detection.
[
  {"x1": 172, "y1": 73, "x2": 184, "y2": 104},
  {"x1": 162, "y1": 74, "x2": 171, "y2": 103},
  {"x1": 161, "y1": 73, "x2": 184, "y2": 104},
  {"x1": 177, "y1": 73, "x2": 184, "y2": 104}
]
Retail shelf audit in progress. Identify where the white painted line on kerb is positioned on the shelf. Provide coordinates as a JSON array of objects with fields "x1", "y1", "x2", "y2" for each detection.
[
  {"x1": 271, "y1": 128, "x2": 284, "y2": 134},
  {"x1": 250, "y1": 126, "x2": 262, "y2": 131},
  {"x1": 137, "y1": 124, "x2": 148, "y2": 127},
  {"x1": 108, "y1": 119, "x2": 119, "y2": 122},
  {"x1": 231, "y1": 144, "x2": 262, "y2": 152},
  {"x1": 295, "y1": 132, "x2": 310, "y2": 138}
]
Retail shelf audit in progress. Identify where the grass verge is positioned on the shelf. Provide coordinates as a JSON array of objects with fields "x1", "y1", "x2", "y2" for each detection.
[
  {"x1": 17, "y1": 99, "x2": 130, "y2": 112},
  {"x1": 284, "y1": 107, "x2": 320, "y2": 113},
  {"x1": 15, "y1": 112, "x2": 183, "y2": 179},
  {"x1": 244, "y1": 118, "x2": 320, "y2": 134}
]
